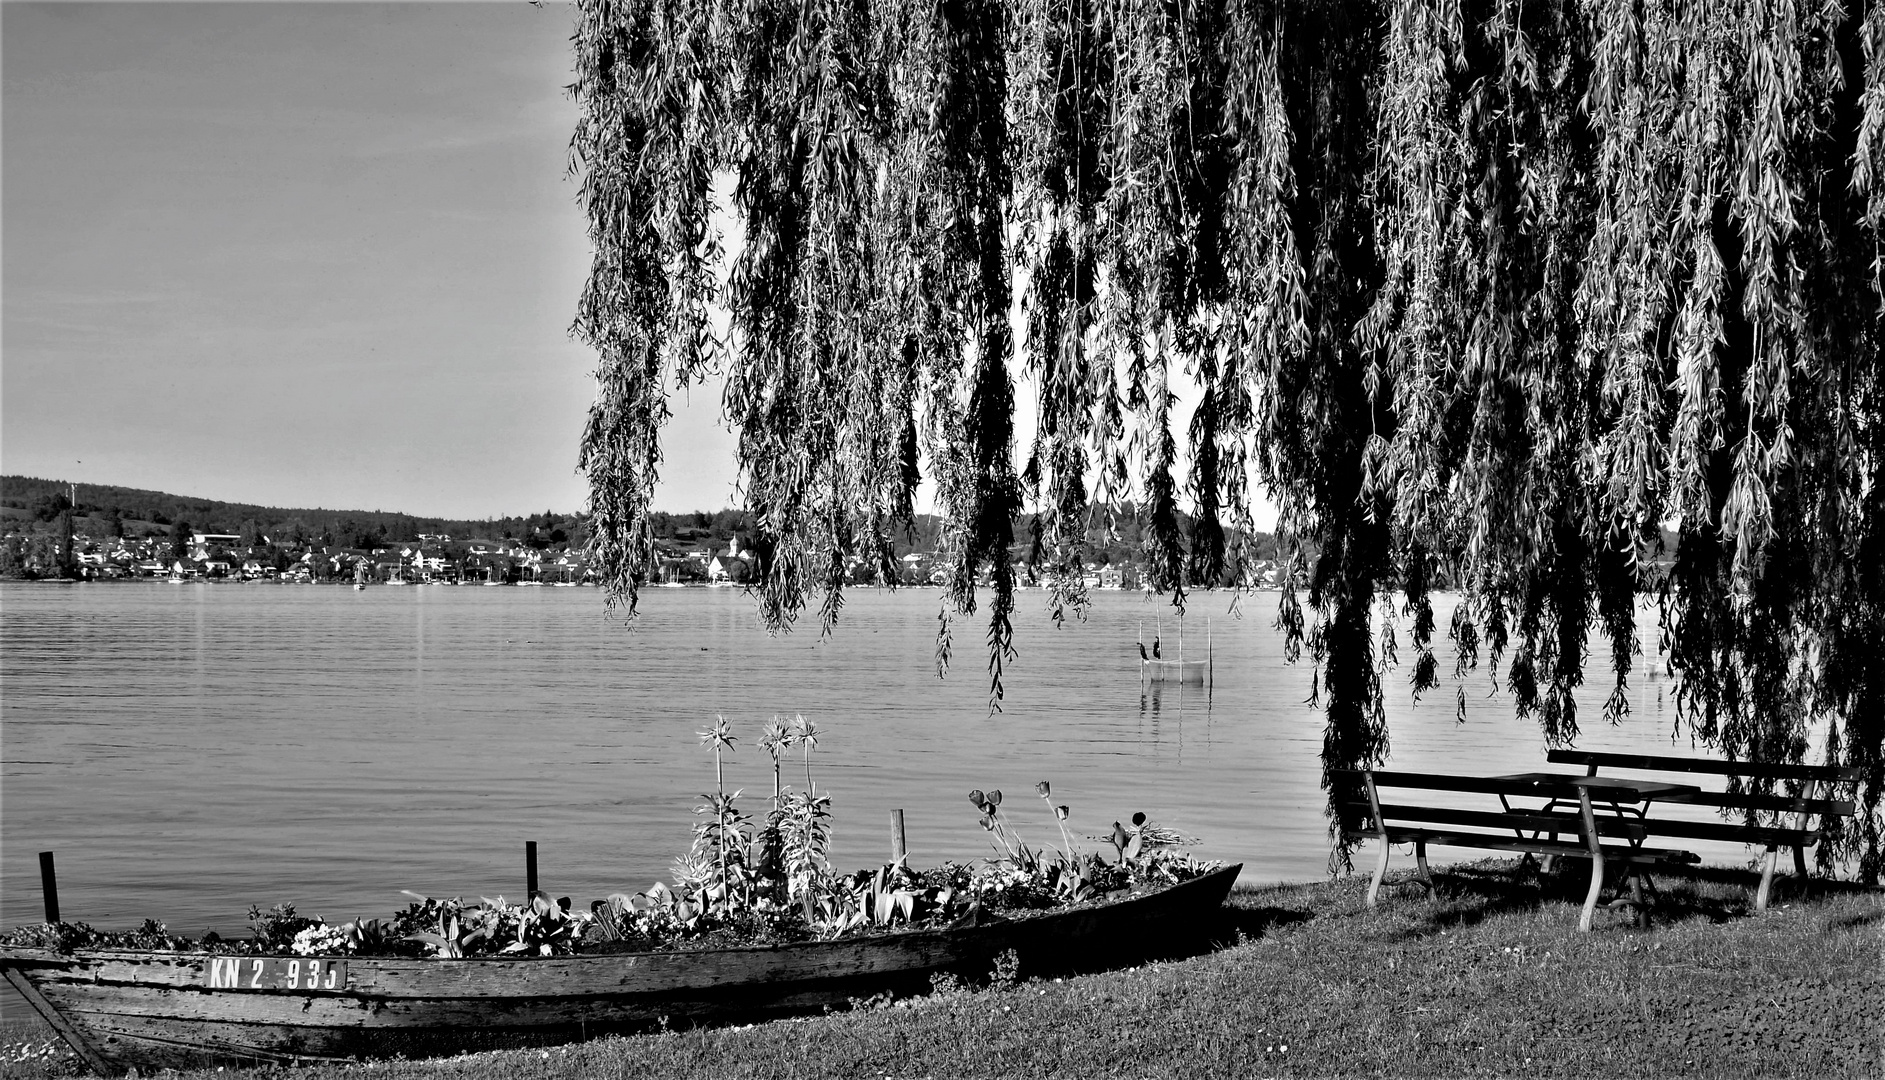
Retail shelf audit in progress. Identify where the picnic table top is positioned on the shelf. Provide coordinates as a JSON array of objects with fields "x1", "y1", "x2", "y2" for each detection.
[{"x1": 1492, "y1": 772, "x2": 1702, "y2": 802}]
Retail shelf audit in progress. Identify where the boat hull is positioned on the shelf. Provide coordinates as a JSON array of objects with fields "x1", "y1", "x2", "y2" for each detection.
[{"x1": 2, "y1": 865, "x2": 1239, "y2": 1074}]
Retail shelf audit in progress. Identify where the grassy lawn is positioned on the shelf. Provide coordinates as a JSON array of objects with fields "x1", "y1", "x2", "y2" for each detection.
[{"x1": 4, "y1": 860, "x2": 1879, "y2": 1079}]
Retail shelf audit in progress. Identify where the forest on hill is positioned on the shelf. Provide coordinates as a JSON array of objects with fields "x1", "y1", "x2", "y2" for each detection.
[{"x1": 0, "y1": 476, "x2": 588, "y2": 551}]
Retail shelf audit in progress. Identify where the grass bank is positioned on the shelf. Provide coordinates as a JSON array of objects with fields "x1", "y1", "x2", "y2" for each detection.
[{"x1": 5, "y1": 860, "x2": 1880, "y2": 1079}]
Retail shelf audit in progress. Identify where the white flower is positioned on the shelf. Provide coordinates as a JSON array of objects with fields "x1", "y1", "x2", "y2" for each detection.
[{"x1": 290, "y1": 924, "x2": 351, "y2": 956}]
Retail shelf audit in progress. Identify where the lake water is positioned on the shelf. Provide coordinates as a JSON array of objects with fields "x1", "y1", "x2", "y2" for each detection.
[{"x1": 3, "y1": 580, "x2": 1716, "y2": 949}]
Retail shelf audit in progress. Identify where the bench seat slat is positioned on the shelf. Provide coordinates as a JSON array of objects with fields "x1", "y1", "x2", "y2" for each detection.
[
  {"x1": 1341, "y1": 826, "x2": 1700, "y2": 865},
  {"x1": 1633, "y1": 818, "x2": 1816, "y2": 848},
  {"x1": 1660, "y1": 791, "x2": 1855, "y2": 816}
]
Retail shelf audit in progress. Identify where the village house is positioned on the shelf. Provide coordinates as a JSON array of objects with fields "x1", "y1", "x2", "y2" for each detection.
[
  {"x1": 189, "y1": 532, "x2": 241, "y2": 561},
  {"x1": 415, "y1": 547, "x2": 449, "y2": 578},
  {"x1": 542, "y1": 551, "x2": 588, "y2": 584}
]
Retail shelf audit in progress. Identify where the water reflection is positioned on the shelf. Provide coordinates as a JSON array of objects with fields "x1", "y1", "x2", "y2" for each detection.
[
  {"x1": 1138, "y1": 677, "x2": 1211, "y2": 717},
  {"x1": 1137, "y1": 678, "x2": 1212, "y2": 758}
]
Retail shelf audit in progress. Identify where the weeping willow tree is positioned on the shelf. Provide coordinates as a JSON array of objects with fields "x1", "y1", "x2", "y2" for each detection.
[{"x1": 571, "y1": 0, "x2": 1885, "y2": 879}]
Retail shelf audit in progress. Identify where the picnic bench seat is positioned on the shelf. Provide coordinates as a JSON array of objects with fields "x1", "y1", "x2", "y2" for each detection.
[
  {"x1": 1332, "y1": 769, "x2": 1701, "y2": 932},
  {"x1": 1545, "y1": 750, "x2": 1861, "y2": 910}
]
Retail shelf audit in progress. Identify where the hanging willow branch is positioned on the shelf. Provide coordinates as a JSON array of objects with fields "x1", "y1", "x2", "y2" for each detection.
[{"x1": 573, "y1": 0, "x2": 1885, "y2": 881}]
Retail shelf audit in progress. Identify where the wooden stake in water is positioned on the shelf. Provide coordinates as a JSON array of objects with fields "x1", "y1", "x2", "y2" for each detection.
[
  {"x1": 890, "y1": 809, "x2": 907, "y2": 863},
  {"x1": 39, "y1": 851, "x2": 60, "y2": 924},
  {"x1": 1137, "y1": 620, "x2": 1145, "y2": 687},
  {"x1": 526, "y1": 841, "x2": 538, "y2": 896}
]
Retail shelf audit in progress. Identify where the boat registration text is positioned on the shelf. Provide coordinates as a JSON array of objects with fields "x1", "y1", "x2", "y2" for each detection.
[{"x1": 203, "y1": 956, "x2": 348, "y2": 991}]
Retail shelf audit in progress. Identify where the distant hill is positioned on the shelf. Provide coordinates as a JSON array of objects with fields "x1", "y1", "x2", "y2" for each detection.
[
  {"x1": 0, "y1": 475, "x2": 1278, "y2": 577},
  {"x1": 0, "y1": 475, "x2": 589, "y2": 549}
]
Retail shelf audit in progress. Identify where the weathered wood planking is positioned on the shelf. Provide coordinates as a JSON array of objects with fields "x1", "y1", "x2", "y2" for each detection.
[
  {"x1": 1, "y1": 965, "x2": 116, "y2": 1075},
  {"x1": 51, "y1": 976, "x2": 938, "y2": 1034},
  {"x1": 3, "y1": 864, "x2": 1240, "y2": 1076}
]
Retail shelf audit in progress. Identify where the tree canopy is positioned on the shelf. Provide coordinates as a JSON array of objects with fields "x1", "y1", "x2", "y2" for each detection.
[{"x1": 570, "y1": 0, "x2": 1884, "y2": 878}]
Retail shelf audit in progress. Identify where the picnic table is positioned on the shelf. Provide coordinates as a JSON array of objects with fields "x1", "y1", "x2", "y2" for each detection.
[
  {"x1": 1337, "y1": 753, "x2": 1861, "y2": 931},
  {"x1": 1495, "y1": 772, "x2": 1699, "y2": 806},
  {"x1": 1491, "y1": 772, "x2": 1702, "y2": 844},
  {"x1": 1332, "y1": 769, "x2": 1702, "y2": 932},
  {"x1": 1544, "y1": 750, "x2": 1861, "y2": 909},
  {"x1": 1490, "y1": 772, "x2": 1703, "y2": 921}
]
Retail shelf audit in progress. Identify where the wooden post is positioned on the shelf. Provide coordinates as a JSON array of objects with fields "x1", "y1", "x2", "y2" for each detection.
[
  {"x1": 526, "y1": 841, "x2": 538, "y2": 896},
  {"x1": 39, "y1": 851, "x2": 60, "y2": 924},
  {"x1": 38, "y1": 851, "x2": 62, "y2": 919},
  {"x1": 1137, "y1": 620, "x2": 1146, "y2": 687},
  {"x1": 890, "y1": 810, "x2": 907, "y2": 863}
]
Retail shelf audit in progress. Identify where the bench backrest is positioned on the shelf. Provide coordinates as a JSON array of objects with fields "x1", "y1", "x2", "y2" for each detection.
[
  {"x1": 1327, "y1": 769, "x2": 1677, "y2": 853},
  {"x1": 1545, "y1": 750, "x2": 1860, "y2": 785},
  {"x1": 1329, "y1": 768, "x2": 1646, "y2": 803},
  {"x1": 1544, "y1": 750, "x2": 1858, "y2": 823}
]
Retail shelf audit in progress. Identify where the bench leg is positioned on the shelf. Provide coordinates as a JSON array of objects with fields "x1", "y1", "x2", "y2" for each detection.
[
  {"x1": 1367, "y1": 836, "x2": 1390, "y2": 908},
  {"x1": 1415, "y1": 841, "x2": 1434, "y2": 892},
  {"x1": 1580, "y1": 856, "x2": 1605, "y2": 933},
  {"x1": 1604, "y1": 868, "x2": 1658, "y2": 927},
  {"x1": 1578, "y1": 788, "x2": 1606, "y2": 932},
  {"x1": 1756, "y1": 844, "x2": 1781, "y2": 911},
  {"x1": 1772, "y1": 784, "x2": 1820, "y2": 908}
]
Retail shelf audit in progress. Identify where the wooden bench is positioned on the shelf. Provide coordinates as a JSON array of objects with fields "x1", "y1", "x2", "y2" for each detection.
[
  {"x1": 1545, "y1": 750, "x2": 1860, "y2": 910},
  {"x1": 1331, "y1": 769, "x2": 1702, "y2": 932}
]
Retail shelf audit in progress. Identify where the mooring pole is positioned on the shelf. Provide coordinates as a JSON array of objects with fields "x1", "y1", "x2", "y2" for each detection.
[
  {"x1": 526, "y1": 841, "x2": 539, "y2": 896},
  {"x1": 890, "y1": 809, "x2": 907, "y2": 863},
  {"x1": 39, "y1": 851, "x2": 60, "y2": 924}
]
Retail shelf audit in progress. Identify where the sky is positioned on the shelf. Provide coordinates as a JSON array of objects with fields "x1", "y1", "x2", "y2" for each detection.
[
  {"x1": 3, "y1": 1, "x2": 1272, "y2": 531},
  {"x1": 3, "y1": 0, "x2": 739, "y2": 519}
]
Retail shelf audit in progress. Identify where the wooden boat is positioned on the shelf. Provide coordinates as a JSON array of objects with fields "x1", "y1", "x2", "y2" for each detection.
[{"x1": 1, "y1": 864, "x2": 1240, "y2": 1075}]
